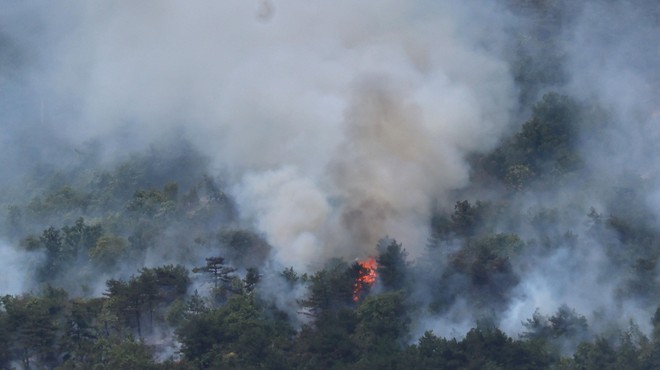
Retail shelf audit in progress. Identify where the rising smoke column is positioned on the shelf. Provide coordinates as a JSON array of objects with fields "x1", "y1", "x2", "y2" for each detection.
[
  {"x1": 12, "y1": 0, "x2": 660, "y2": 343},
  {"x1": 228, "y1": 1, "x2": 519, "y2": 270},
  {"x1": 0, "y1": 1, "x2": 518, "y2": 268}
]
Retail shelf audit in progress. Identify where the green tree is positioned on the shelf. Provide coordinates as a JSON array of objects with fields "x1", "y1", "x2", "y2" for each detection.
[
  {"x1": 59, "y1": 298, "x2": 105, "y2": 368},
  {"x1": 89, "y1": 235, "x2": 128, "y2": 269},
  {"x1": 193, "y1": 257, "x2": 238, "y2": 302},
  {"x1": 89, "y1": 336, "x2": 157, "y2": 370},
  {"x1": 300, "y1": 260, "x2": 354, "y2": 317},
  {"x1": 451, "y1": 200, "x2": 482, "y2": 237},
  {"x1": 39, "y1": 226, "x2": 64, "y2": 278},
  {"x1": 61, "y1": 217, "x2": 103, "y2": 258},
  {"x1": 177, "y1": 295, "x2": 291, "y2": 369},
  {"x1": 104, "y1": 271, "x2": 162, "y2": 338},
  {"x1": 448, "y1": 234, "x2": 523, "y2": 308},
  {"x1": 522, "y1": 305, "x2": 589, "y2": 356},
  {"x1": 126, "y1": 188, "x2": 170, "y2": 218},
  {"x1": 243, "y1": 267, "x2": 261, "y2": 294},
  {"x1": 193, "y1": 257, "x2": 236, "y2": 289},
  {"x1": 0, "y1": 306, "x2": 10, "y2": 369},
  {"x1": 150, "y1": 265, "x2": 191, "y2": 301},
  {"x1": 26, "y1": 185, "x2": 91, "y2": 223},
  {"x1": 281, "y1": 267, "x2": 300, "y2": 285},
  {"x1": 294, "y1": 308, "x2": 359, "y2": 369},
  {"x1": 460, "y1": 326, "x2": 552, "y2": 370},
  {"x1": 479, "y1": 93, "x2": 582, "y2": 187},
  {"x1": 1, "y1": 291, "x2": 66, "y2": 369},
  {"x1": 505, "y1": 164, "x2": 535, "y2": 192},
  {"x1": 354, "y1": 291, "x2": 409, "y2": 356},
  {"x1": 404, "y1": 331, "x2": 468, "y2": 370},
  {"x1": 571, "y1": 338, "x2": 617, "y2": 370},
  {"x1": 376, "y1": 238, "x2": 409, "y2": 291},
  {"x1": 105, "y1": 279, "x2": 142, "y2": 337},
  {"x1": 218, "y1": 229, "x2": 271, "y2": 267}
]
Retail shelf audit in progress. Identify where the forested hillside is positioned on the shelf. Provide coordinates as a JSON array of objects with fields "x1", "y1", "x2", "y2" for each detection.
[{"x1": 1, "y1": 0, "x2": 660, "y2": 369}]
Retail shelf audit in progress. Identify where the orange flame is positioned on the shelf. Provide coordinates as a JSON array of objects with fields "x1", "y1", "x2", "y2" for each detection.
[{"x1": 353, "y1": 257, "x2": 377, "y2": 302}]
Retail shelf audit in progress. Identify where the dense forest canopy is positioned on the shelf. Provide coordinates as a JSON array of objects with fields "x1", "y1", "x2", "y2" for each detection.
[{"x1": 1, "y1": 0, "x2": 660, "y2": 368}]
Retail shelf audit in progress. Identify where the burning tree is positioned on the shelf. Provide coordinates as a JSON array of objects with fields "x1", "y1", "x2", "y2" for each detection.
[{"x1": 352, "y1": 258, "x2": 377, "y2": 302}]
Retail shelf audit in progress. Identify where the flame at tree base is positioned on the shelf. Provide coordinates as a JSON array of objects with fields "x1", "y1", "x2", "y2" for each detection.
[{"x1": 353, "y1": 257, "x2": 377, "y2": 302}]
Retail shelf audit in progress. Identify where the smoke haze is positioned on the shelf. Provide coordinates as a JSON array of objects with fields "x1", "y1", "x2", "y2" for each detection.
[
  {"x1": 0, "y1": 0, "x2": 519, "y2": 267},
  {"x1": 1, "y1": 0, "x2": 660, "y2": 348}
]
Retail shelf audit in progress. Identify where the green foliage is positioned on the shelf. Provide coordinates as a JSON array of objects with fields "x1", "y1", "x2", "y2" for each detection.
[
  {"x1": 412, "y1": 331, "x2": 468, "y2": 369},
  {"x1": 300, "y1": 260, "x2": 355, "y2": 316},
  {"x1": 62, "y1": 217, "x2": 103, "y2": 257},
  {"x1": 570, "y1": 338, "x2": 618, "y2": 370},
  {"x1": 460, "y1": 326, "x2": 553, "y2": 370},
  {"x1": 166, "y1": 291, "x2": 209, "y2": 328},
  {"x1": 548, "y1": 306, "x2": 589, "y2": 340},
  {"x1": 243, "y1": 267, "x2": 261, "y2": 294},
  {"x1": 1, "y1": 289, "x2": 67, "y2": 369},
  {"x1": 40, "y1": 226, "x2": 64, "y2": 277},
  {"x1": 89, "y1": 234, "x2": 128, "y2": 269},
  {"x1": 5, "y1": 99, "x2": 660, "y2": 370},
  {"x1": 59, "y1": 297, "x2": 105, "y2": 367},
  {"x1": 86, "y1": 144, "x2": 209, "y2": 211},
  {"x1": 60, "y1": 336, "x2": 159, "y2": 370},
  {"x1": 514, "y1": 93, "x2": 580, "y2": 173},
  {"x1": 193, "y1": 257, "x2": 237, "y2": 302},
  {"x1": 478, "y1": 93, "x2": 582, "y2": 190},
  {"x1": 294, "y1": 308, "x2": 359, "y2": 369},
  {"x1": 281, "y1": 266, "x2": 300, "y2": 284},
  {"x1": 27, "y1": 185, "x2": 91, "y2": 223},
  {"x1": 376, "y1": 239, "x2": 409, "y2": 291},
  {"x1": 180, "y1": 175, "x2": 237, "y2": 222},
  {"x1": 127, "y1": 187, "x2": 177, "y2": 220},
  {"x1": 127, "y1": 219, "x2": 160, "y2": 252},
  {"x1": 430, "y1": 200, "x2": 496, "y2": 243},
  {"x1": 448, "y1": 234, "x2": 523, "y2": 306},
  {"x1": 29, "y1": 218, "x2": 103, "y2": 281},
  {"x1": 104, "y1": 266, "x2": 190, "y2": 338},
  {"x1": 505, "y1": 164, "x2": 535, "y2": 191},
  {"x1": 0, "y1": 309, "x2": 10, "y2": 369},
  {"x1": 218, "y1": 229, "x2": 271, "y2": 268},
  {"x1": 451, "y1": 200, "x2": 486, "y2": 237},
  {"x1": 522, "y1": 305, "x2": 589, "y2": 355},
  {"x1": 355, "y1": 291, "x2": 409, "y2": 354},
  {"x1": 149, "y1": 265, "x2": 191, "y2": 302},
  {"x1": 177, "y1": 295, "x2": 292, "y2": 369},
  {"x1": 0, "y1": 261, "x2": 658, "y2": 369},
  {"x1": 404, "y1": 328, "x2": 553, "y2": 370}
]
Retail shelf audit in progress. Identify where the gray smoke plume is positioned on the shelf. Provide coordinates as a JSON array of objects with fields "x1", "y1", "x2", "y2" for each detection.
[
  {"x1": 17, "y1": 0, "x2": 515, "y2": 271},
  {"x1": 3, "y1": 0, "x2": 659, "y2": 346}
]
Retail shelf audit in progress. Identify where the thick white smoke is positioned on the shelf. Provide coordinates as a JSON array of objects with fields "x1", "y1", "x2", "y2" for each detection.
[
  {"x1": 2, "y1": 0, "x2": 519, "y2": 270},
  {"x1": 0, "y1": 241, "x2": 43, "y2": 295},
  {"x1": 2, "y1": 0, "x2": 660, "y2": 347}
]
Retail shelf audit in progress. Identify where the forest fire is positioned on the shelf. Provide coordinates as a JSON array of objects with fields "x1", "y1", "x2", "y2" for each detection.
[{"x1": 353, "y1": 257, "x2": 377, "y2": 302}]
